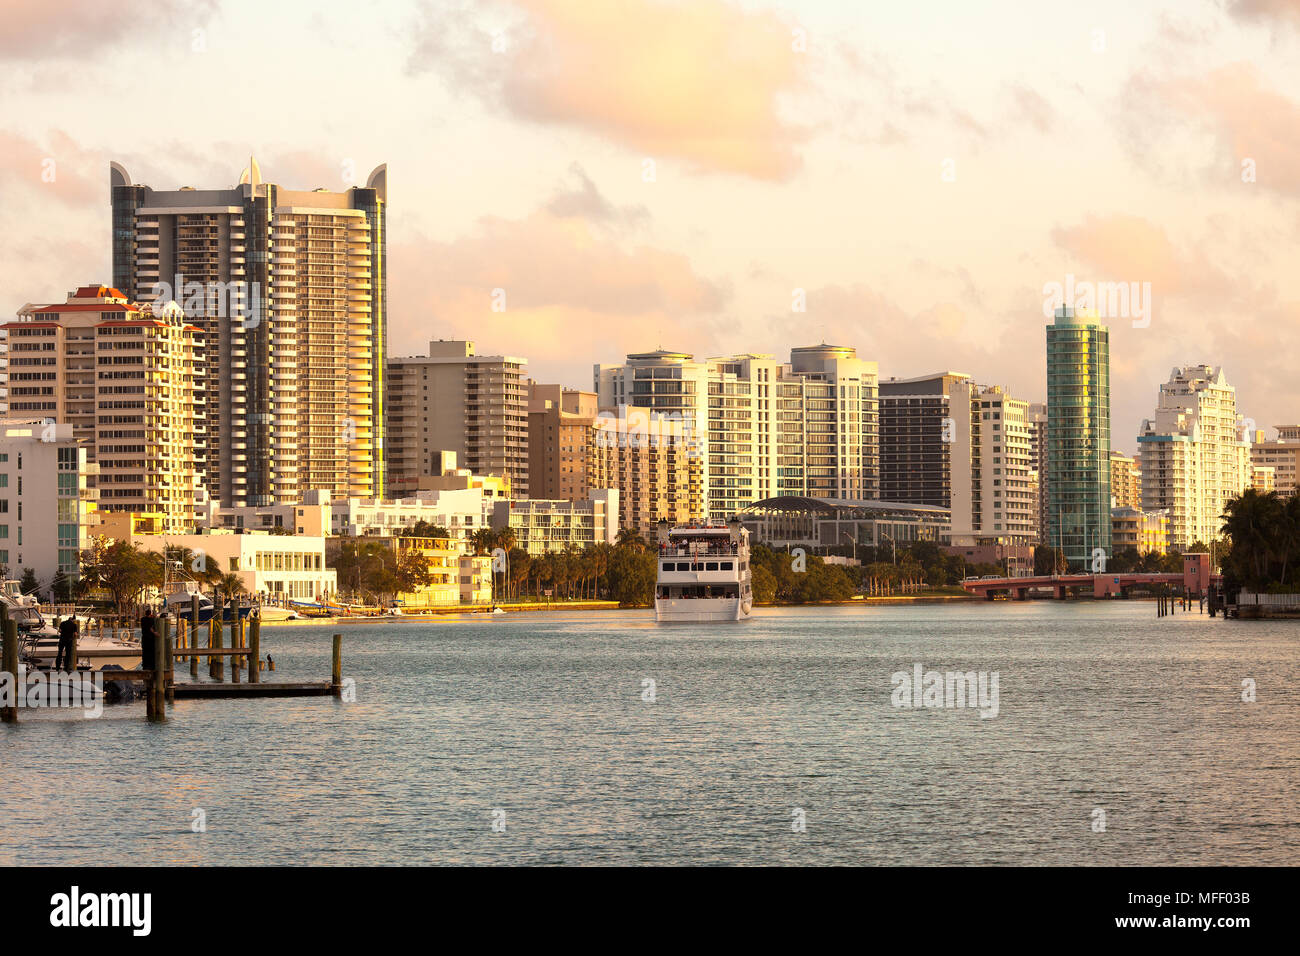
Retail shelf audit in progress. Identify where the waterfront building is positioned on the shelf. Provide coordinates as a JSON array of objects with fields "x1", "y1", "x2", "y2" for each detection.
[
  {"x1": 1137, "y1": 365, "x2": 1250, "y2": 550},
  {"x1": 1111, "y1": 506, "x2": 1170, "y2": 555},
  {"x1": 1027, "y1": 402, "x2": 1049, "y2": 545},
  {"x1": 0, "y1": 420, "x2": 97, "y2": 591},
  {"x1": 324, "y1": 535, "x2": 492, "y2": 606},
  {"x1": 1250, "y1": 425, "x2": 1300, "y2": 497},
  {"x1": 110, "y1": 158, "x2": 386, "y2": 505},
  {"x1": 387, "y1": 340, "x2": 528, "y2": 496},
  {"x1": 1252, "y1": 465, "x2": 1276, "y2": 493},
  {"x1": 596, "y1": 345, "x2": 879, "y2": 521},
  {"x1": 491, "y1": 489, "x2": 618, "y2": 553},
  {"x1": 1046, "y1": 307, "x2": 1111, "y2": 567},
  {"x1": 1, "y1": 285, "x2": 199, "y2": 532},
  {"x1": 735, "y1": 496, "x2": 950, "y2": 553},
  {"x1": 132, "y1": 531, "x2": 337, "y2": 603}
]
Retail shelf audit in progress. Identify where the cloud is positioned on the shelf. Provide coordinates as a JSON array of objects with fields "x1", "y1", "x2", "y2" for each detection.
[
  {"x1": 544, "y1": 163, "x2": 649, "y2": 230},
  {"x1": 388, "y1": 181, "x2": 730, "y2": 382},
  {"x1": 409, "y1": 0, "x2": 811, "y2": 180},
  {"x1": 0, "y1": 130, "x2": 101, "y2": 207},
  {"x1": 0, "y1": 0, "x2": 218, "y2": 59},
  {"x1": 1122, "y1": 62, "x2": 1300, "y2": 197},
  {"x1": 1007, "y1": 83, "x2": 1055, "y2": 134},
  {"x1": 1226, "y1": 0, "x2": 1300, "y2": 28}
]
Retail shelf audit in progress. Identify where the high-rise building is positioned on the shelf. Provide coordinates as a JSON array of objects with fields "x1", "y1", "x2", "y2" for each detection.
[
  {"x1": 0, "y1": 420, "x2": 97, "y2": 590},
  {"x1": 1046, "y1": 306, "x2": 1111, "y2": 567},
  {"x1": 386, "y1": 340, "x2": 528, "y2": 495},
  {"x1": 1138, "y1": 365, "x2": 1250, "y2": 550},
  {"x1": 589, "y1": 409, "x2": 706, "y2": 535},
  {"x1": 878, "y1": 372, "x2": 970, "y2": 507},
  {"x1": 1109, "y1": 450, "x2": 1141, "y2": 509},
  {"x1": 527, "y1": 383, "x2": 597, "y2": 501},
  {"x1": 879, "y1": 373, "x2": 1037, "y2": 544},
  {"x1": 1, "y1": 285, "x2": 198, "y2": 532},
  {"x1": 1250, "y1": 426, "x2": 1300, "y2": 497},
  {"x1": 596, "y1": 344, "x2": 879, "y2": 521},
  {"x1": 110, "y1": 158, "x2": 386, "y2": 506}
]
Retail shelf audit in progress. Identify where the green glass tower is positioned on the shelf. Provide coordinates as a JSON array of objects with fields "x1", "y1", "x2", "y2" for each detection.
[{"x1": 1046, "y1": 306, "x2": 1111, "y2": 568}]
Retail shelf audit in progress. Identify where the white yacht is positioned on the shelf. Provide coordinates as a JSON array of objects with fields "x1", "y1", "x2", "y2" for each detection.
[{"x1": 654, "y1": 517, "x2": 754, "y2": 623}]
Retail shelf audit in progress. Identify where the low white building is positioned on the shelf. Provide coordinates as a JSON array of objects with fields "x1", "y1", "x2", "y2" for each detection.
[
  {"x1": 134, "y1": 531, "x2": 337, "y2": 603},
  {"x1": 0, "y1": 419, "x2": 97, "y2": 592}
]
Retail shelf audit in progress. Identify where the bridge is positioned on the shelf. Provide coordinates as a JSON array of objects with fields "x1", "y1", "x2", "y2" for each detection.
[{"x1": 961, "y1": 554, "x2": 1218, "y2": 600}]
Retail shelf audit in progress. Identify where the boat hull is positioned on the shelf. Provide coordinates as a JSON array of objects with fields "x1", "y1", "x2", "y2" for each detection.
[{"x1": 655, "y1": 597, "x2": 751, "y2": 623}]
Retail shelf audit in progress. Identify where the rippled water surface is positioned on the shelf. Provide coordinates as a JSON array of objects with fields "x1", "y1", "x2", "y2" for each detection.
[{"x1": 2, "y1": 602, "x2": 1297, "y2": 865}]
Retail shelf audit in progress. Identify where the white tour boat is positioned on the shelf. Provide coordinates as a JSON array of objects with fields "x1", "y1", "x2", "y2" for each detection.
[{"x1": 654, "y1": 517, "x2": 754, "y2": 623}]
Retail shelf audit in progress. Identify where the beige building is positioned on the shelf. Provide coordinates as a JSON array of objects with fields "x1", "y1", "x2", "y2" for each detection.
[
  {"x1": 0, "y1": 420, "x2": 97, "y2": 590},
  {"x1": 589, "y1": 409, "x2": 706, "y2": 535},
  {"x1": 1252, "y1": 465, "x2": 1276, "y2": 493},
  {"x1": 1, "y1": 285, "x2": 198, "y2": 532},
  {"x1": 596, "y1": 345, "x2": 879, "y2": 521},
  {"x1": 387, "y1": 340, "x2": 528, "y2": 496},
  {"x1": 528, "y1": 383, "x2": 597, "y2": 501},
  {"x1": 1138, "y1": 365, "x2": 1250, "y2": 549},
  {"x1": 325, "y1": 535, "x2": 492, "y2": 606},
  {"x1": 1109, "y1": 450, "x2": 1141, "y2": 509},
  {"x1": 133, "y1": 531, "x2": 337, "y2": 603},
  {"x1": 1250, "y1": 426, "x2": 1300, "y2": 497},
  {"x1": 111, "y1": 158, "x2": 386, "y2": 506},
  {"x1": 1111, "y1": 506, "x2": 1170, "y2": 555}
]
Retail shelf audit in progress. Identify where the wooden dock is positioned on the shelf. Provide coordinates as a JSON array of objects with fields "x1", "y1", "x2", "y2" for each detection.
[{"x1": 2, "y1": 596, "x2": 346, "y2": 724}]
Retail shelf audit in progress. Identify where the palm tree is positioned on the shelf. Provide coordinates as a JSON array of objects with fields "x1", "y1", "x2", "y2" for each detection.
[
  {"x1": 616, "y1": 526, "x2": 647, "y2": 552},
  {"x1": 1221, "y1": 489, "x2": 1283, "y2": 589}
]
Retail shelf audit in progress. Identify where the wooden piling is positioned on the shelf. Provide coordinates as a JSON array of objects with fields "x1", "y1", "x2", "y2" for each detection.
[
  {"x1": 249, "y1": 617, "x2": 261, "y2": 684},
  {"x1": 191, "y1": 595, "x2": 201, "y2": 678},
  {"x1": 159, "y1": 617, "x2": 174, "y2": 707},
  {"x1": 331, "y1": 633, "x2": 342, "y2": 698},
  {"x1": 230, "y1": 612, "x2": 241, "y2": 685},
  {"x1": 69, "y1": 618, "x2": 79, "y2": 673},
  {"x1": 211, "y1": 614, "x2": 224, "y2": 682},
  {"x1": 1, "y1": 615, "x2": 17, "y2": 723}
]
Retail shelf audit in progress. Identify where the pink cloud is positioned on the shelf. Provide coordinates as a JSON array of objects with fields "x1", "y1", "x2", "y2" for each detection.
[{"x1": 0, "y1": 0, "x2": 218, "y2": 59}]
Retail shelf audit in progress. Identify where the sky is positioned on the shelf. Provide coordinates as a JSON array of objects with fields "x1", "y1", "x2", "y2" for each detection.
[{"x1": 2, "y1": 0, "x2": 1298, "y2": 452}]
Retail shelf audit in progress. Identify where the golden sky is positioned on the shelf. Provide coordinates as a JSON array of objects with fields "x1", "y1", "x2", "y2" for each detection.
[{"x1": 2, "y1": 0, "x2": 1298, "y2": 447}]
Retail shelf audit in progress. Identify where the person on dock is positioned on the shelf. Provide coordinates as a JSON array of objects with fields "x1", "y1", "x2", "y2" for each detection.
[
  {"x1": 140, "y1": 606, "x2": 158, "y2": 672},
  {"x1": 55, "y1": 615, "x2": 79, "y2": 671}
]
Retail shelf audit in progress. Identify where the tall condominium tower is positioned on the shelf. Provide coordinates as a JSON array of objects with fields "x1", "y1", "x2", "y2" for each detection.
[
  {"x1": 110, "y1": 158, "x2": 386, "y2": 507},
  {"x1": 595, "y1": 345, "x2": 879, "y2": 521},
  {"x1": 1, "y1": 285, "x2": 198, "y2": 532},
  {"x1": 1046, "y1": 306, "x2": 1111, "y2": 567},
  {"x1": 1138, "y1": 365, "x2": 1250, "y2": 549},
  {"x1": 386, "y1": 340, "x2": 528, "y2": 495},
  {"x1": 527, "y1": 383, "x2": 597, "y2": 501},
  {"x1": 880, "y1": 372, "x2": 1038, "y2": 544}
]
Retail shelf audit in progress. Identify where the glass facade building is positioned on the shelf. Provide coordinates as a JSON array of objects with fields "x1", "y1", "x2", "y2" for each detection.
[{"x1": 1046, "y1": 307, "x2": 1111, "y2": 568}]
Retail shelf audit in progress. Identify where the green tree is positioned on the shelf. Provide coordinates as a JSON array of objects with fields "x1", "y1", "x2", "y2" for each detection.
[
  {"x1": 77, "y1": 540, "x2": 163, "y2": 615},
  {"x1": 18, "y1": 567, "x2": 39, "y2": 596}
]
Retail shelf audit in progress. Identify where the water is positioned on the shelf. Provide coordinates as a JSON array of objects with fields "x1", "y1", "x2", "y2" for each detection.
[{"x1": 2, "y1": 602, "x2": 1297, "y2": 865}]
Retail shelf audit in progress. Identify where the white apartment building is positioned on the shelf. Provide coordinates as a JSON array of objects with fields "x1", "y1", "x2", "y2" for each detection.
[
  {"x1": 111, "y1": 158, "x2": 387, "y2": 506},
  {"x1": 0, "y1": 420, "x2": 97, "y2": 591},
  {"x1": 386, "y1": 340, "x2": 528, "y2": 496},
  {"x1": 950, "y1": 383, "x2": 1038, "y2": 545},
  {"x1": 595, "y1": 345, "x2": 879, "y2": 521},
  {"x1": 1138, "y1": 365, "x2": 1251, "y2": 549}
]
